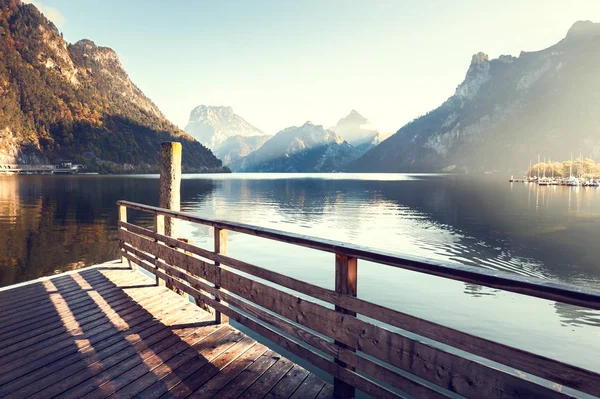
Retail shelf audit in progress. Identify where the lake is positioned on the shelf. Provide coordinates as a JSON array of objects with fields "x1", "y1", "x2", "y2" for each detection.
[{"x1": 1, "y1": 173, "x2": 599, "y2": 374}]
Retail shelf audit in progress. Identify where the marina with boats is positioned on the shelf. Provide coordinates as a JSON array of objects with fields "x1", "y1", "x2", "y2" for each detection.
[
  {"x1": 0, "y1": 162, "x2": 86, "y2": 176},
  {"x1": 510, "y1": 154, "x2": 600, "y2": 187}
]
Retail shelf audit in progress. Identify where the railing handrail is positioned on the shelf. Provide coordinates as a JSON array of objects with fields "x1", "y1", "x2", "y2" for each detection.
[{"x1": 117, "y1": 200, "x2": 600, "y2": 310}]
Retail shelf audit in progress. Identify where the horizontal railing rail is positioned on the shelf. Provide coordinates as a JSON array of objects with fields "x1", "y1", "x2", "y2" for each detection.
[{"x1": 117, "y1": 200, "x2": 600, "y2": 399}]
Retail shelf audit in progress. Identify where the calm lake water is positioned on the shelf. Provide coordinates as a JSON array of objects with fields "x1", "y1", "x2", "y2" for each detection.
[{"x1": 1, "y1": 173, "x2": 599, "y2": 374}]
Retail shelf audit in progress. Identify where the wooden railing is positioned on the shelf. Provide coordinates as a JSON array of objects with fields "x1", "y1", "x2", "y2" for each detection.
[{"x1": 117, "y1": 200, "x2": 600, "y2": 399}]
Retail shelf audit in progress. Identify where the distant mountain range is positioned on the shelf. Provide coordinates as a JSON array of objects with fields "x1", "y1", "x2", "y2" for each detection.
[
  {"x1": 351, "y1": 21, "x2": 600, "y2": 173},
  {"x1": 185, "y1": 107, "x2": 382, "y2": 172},
  {"x1": 0, "y1": 0, "x2": 225, "y2": 173},
  {"x1": 6, "y1": 1, "x2": 596, "y2": 175},
  {"x1": 214, "y1": 134, "x2": 272, "y2": 165},
  {"x1": 230, "y1": 121, "x2": 360, "y2": 172}
]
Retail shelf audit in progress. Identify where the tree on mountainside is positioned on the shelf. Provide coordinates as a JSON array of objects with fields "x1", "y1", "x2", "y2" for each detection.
[{"x1": 0, "y1": 0, "x2": 225, "y2": 172}]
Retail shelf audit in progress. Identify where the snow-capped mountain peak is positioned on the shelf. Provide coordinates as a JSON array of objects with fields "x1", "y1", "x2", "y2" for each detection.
[{"x1": 184, "y1": 105, "x2": 263, "y2": 150}]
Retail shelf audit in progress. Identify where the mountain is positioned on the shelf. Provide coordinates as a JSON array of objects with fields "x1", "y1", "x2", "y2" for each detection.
[
  {"x1": 231, "y1": 122, "x2": 361, "y2": 172},
  {"x1": 214, "y1": 134, "x2": 272, "y2": 165},
  {"x1": 331, "y1": 109, "x2": 381, "y2": 149},
  {"x1": 184, "y1": 105, "x2": 264, "y2": 151},
  {"x1": 0, "y1": 0, "x2": 225, "y2": 173},
  {"x1": 350, "y1": 21, "x2": 600, "y2": 173}
]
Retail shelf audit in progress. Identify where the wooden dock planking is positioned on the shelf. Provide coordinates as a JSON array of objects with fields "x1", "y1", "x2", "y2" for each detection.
[
  {"x1": 212, "y1": 351, "x2": 281, "y2": 399},
  {"x1": 0, "y1": 297, "x2": 206, "y2": 396},
  {"x1": 0, "y1": 263, "x2": 333, "y2": 399}
]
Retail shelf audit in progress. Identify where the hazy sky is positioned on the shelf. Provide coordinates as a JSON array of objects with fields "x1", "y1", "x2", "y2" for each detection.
[{"x1": 27, "y1": 0, "x2": 600, "y2": 134}]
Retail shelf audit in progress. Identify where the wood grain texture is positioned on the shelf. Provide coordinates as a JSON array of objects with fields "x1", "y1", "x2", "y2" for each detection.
[
  {"x1": 117, "y1": 200, "x2": 600, "y2": 310},
  {"x1": 0, "y1": 264, "x2": 332, "y2": 399},
  {"x1": 117, "y1": 201, "x2": 599, "y2": 399}
]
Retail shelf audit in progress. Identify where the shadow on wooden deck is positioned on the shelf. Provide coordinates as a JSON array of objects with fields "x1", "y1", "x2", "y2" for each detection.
[{"x1": 0, "y1": 264, "x2": 333, "y2": 399}]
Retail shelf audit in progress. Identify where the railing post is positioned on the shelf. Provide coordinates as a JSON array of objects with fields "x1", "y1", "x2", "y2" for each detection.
[
  {"x1": 154, "y1": 214, "x2": 165, "y2": 286},
  {"x1": 334, "y1": 253, "x2": 357, "y2": 399},
  {"x1": 118, "y1": 205, "x2": 131, "y2": 268},
  {"x1": 214, "y1": 227, "x2": 228, "y2": 324}
]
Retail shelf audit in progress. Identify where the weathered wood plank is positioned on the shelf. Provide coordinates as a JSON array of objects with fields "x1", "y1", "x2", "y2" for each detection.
[
  {"x1": 120, "y1": 230, "x2": 216, "y2": 282},
  {"x1": 237, "y1": 358, "x2": 295, "y2": 399},
  {"x1": 0, "y1": 271, "x2": 120, "y2": 314},
  {"x1": 117, "y1": 200, "x2": 600, "y2": 310},
  {"x1": 36, "y1": 313, "x2": 215, "y2": 399},
  {"x1": 0, "y1": 286, "x2": 158, "y2": 360},
  {"x1": 203, "y1": 248, "x2": 600, "y2": 397},
  {"x1": 0, "y1": 297, "x2": 201, "y2": 396},
  {"x1": 214, "y1": 226, "x2": 228, "y2": 324},
  {"x1": 333, "y1": 254, "x2": 357, "y2": 399},
  {"x1": 264, "y1": 365, "x2": 310, "y2": 399},
  {"x1": 186, "y1": 343, "x2": 268, "y2": 398},
  {"x1": 0, "y1": 287, "x2": 164, "y2": 373},
  {"x1": 107, "y1": 326, "x2": 237, "y2": 399},
  {"x1": 162, "y1": 337, "x2": 256, "y2": 399},
  {"x1": 117, "y1": 202, "x2": 600, "y2": 398},
  {"x1": 217, "y1": 268, "x2": 574, "y2": 399},
  {"x1": 316, "y1": 384, "x2": 334, "y2": 399},
  {"x1": 156, "y1": 269, "x2": 406, "y2": 399},
  {"x1": 211, "y1": 351, "x2": 280, "y2": 399},
  {"x1": 126, "y1": 253, "x2": 444, "y2": 399},
  {"x1": 289, "y1": 373, "x2": 327, "y2": 399},
  {"x1": 0, "y1": 286, "x2": 142, "y2": 347},
  {"x1": 81, "y1": 322, "x2": 228, "y2": 399},
  {"x1": 0, "y1": 274, "x2": 141, "y2": 337},
  {"x1": 119, "y1": 221, "x2": 217, "y2": 263},
  {"x1": 129, "y1": 328, "x2": 243, "y2": 399}
]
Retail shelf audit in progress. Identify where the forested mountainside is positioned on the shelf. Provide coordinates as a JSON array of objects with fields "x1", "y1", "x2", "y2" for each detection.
[
  {"x1": 0, "y1": 0, "x2": 225, "y2": 172},
  {"x1": 350, "y1": 21, "x2": 600, "y2": 174}
]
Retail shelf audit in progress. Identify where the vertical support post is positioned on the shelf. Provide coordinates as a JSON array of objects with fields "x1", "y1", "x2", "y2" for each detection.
[
  {"x1": 154, "y1": 214, "x2": 165, "y2": 286},
  {"x1": 118, "y1": 205, "x2": 131, "y2": 268},
  {"x1": 213, "y1": 227, "x2": 228, "y2": 324},
  {"x1": 158, "y1": 142, "x2": 181, "y2": 288},
  {"x1": 159, "y1": 142, "x2": 182, "y2": 237},
  {"x1": 334, "y1": 254, "x2": 357, "y2": 399}
]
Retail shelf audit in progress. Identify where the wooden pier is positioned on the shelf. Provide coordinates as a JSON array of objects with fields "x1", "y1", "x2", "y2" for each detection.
[
  {"x1": 2, "y1": 143, "x2": 600, "y2": 398},
  {"x1": 0, "y1": 203, "x2": 600, "y2": 398},
  {"x1": 0, "y1": 261, "x2": 334, "y2": 399}
]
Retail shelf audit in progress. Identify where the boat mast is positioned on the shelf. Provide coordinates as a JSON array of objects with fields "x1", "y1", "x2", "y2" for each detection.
[
  {"x1": 570, "y1": 152, "x2": 573, "y2": 178},
  {"x1": 543, "y1": 157, "x2": 546, "y2": 179}
]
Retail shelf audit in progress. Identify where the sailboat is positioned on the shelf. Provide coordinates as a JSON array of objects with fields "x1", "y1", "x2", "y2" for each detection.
[
  {"x1": 567, "y1": 153, "x2": 579, "y2": 186},
  {"x1": 539, "y1": 157, "x2": 550, "y2": 186}
]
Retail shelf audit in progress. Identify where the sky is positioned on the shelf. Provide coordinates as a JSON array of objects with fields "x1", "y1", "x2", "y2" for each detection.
[{"x1": 25, "y1": 0, "x2": 600, "y2": 134}]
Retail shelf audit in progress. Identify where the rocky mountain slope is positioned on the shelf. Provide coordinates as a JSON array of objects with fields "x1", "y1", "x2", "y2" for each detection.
[
  {"x1": 231, "y1": 122, "x2": 361, "y2": 172},
  {"x1": 184, "y1": 105, "x2": 264, "y2": 151},
  {"x1": 350, "y1": 21, "x2": 600, "y2": 173},
  {"x1": 0, "y1": 0, "x2": 225, "y2": 172},
  {"x1": 214, "y1": 134, "x2": 271, "y2": 165},
  {"x1": 331, "y1": 110, "x2": 382, "y2": 151}
]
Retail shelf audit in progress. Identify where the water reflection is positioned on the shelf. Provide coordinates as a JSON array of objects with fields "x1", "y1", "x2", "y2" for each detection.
[
  {"x1": 0, "y1": 176, "x2": 215, "y2": 286},
  {"x1": 190, "y1": 176, "x2": 600, "y2": 289},
  {"x1": 1, "y1": 174, "x2": 599, "y2": 362},
  {"x1": 183, "y1": 175, "x2": 600, "y2": 332}
]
